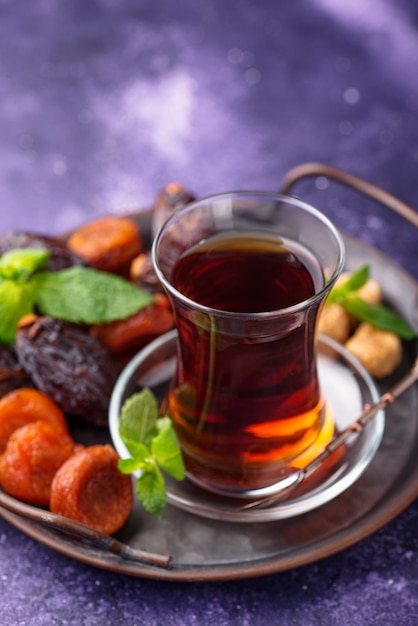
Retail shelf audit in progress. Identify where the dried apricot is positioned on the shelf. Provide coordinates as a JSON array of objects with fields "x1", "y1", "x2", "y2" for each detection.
[
  {"x1": 0, "y1": 421, "x2": 77, "y2": 504},
  {"x1": 67, "y1": 216, "x2": 142, "y2": 275},
  {"x1": 0, "y1": 388, "x2": 68, "y2": 454},
  {"x1": 90, "y1": 293, "x2": 174, "y2": 355},
  {"x1": 50, "y1": 444, "x2": 133, "y2": 535}
]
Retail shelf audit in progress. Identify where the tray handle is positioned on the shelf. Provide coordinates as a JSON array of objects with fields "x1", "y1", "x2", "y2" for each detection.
[{"x1": 279, "y1": 162, "x2": 418, "y2": 229}]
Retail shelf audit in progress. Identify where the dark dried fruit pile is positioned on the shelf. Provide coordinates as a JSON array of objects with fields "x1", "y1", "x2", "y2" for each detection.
[
  {"x1": 15, "y1": 317, "x2": 119, "y2": 427},
  {"x1": 0, "y1": 231, "x2": 86, "y2": 271},
  {"x1": 0, "y1": 348, "x2": 33, "y2": 397}
]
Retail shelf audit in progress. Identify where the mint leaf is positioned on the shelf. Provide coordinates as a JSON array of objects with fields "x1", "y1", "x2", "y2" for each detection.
[
  {"x1": 0, "y1": 248, "x2": 154, "y2": 344},
  {"x1": 32, "y1": 266, "x2": 153, "y2": 324},
  {"x1": 119, "y1": 439, "x2": 150, "y2": 463},
  {"x1": 118, "y1": 452, "x2": 148, "y2": 475},
  {"x1": 118, "y1": 388, "x2": 185, "y2": 517},
  {"x1": 119, "y1": 389, "x2": 159, "y2": 449},
  {"x1": 340, "y1": 265, "x2": 369, "y2": 293},
  {"x1": 342, "y1": 296, "x2": 417, "y2": 340},
  {"x1": 328, "y1": 265, "x2": 370, "y2": 303},
  {"x1": 152, "y1": 417, "x2": 185, "y2": 480},
  {"x1": 135, "y1": 461, "x2": 167, "y2": 518},
  {"x1": 0, "y1": 248, "x2": 50, "y2": 281},
  {"x1": 327, "y1": 266, "x2": 417, "y2": 340},
  {"x1": 0, "y1": 280, "x2": 35, "y2": 345}
]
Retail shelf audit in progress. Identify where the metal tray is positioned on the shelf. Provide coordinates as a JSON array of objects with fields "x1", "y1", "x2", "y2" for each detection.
[{"x1": 0, "y1": 220, "x2": 416, "y2": 582}]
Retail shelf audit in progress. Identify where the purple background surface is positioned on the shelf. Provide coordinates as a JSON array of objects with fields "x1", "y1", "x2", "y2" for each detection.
[{"x1": 0, "y1": 1, "x2": 417, "y2": 624}]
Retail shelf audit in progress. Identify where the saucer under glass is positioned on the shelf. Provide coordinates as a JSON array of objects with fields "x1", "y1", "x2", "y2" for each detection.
[{"x1": 109, "y1": 330, "x2": 385, "y2": 523}]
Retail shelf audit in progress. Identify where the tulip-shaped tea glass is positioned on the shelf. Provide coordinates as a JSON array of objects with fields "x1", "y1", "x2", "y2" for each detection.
[{"x1": 152, "y1": 192, "x2": 345, "y2": 498}]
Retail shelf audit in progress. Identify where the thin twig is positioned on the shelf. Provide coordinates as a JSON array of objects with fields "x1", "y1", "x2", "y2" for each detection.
[{"x1": 0, "y1": 489, "x2": 172, "y2": 569}]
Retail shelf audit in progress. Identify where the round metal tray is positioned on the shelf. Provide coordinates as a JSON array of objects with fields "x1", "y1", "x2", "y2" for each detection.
[{"x1": 0, "y1": 223, "x2": 416, "y2": 582}]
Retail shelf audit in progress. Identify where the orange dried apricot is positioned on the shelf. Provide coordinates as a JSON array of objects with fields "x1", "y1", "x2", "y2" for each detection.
[
  {"x1": 0, "y1": 388, "x2": 68, "y2": 454},
  {"x1": 90, "y1": 293, "x2": 174, "y2": 354},
  {"x1": 67, "y1": 215, "x2": 142, "y2": 274},
  {"x1": 0, "y1": 421, "x2": 77, "y2": 505},
  {"x1": 50, "y1": 444, "x2": 133, "y2": 535}
]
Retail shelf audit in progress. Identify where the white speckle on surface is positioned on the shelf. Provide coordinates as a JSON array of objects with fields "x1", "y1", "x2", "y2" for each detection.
[
  {"x1": 245, "y1": 67, "x2": 261, "y2": 85},
  {"x1": 315, "y1": 175, "x2": 329, "y2": 190},
  {"x1": 52, "y1": 158, "x2": 67, "y2": 175},
  {"x1": 344, "y1": 87, "x2": 360, "y2": 104}
]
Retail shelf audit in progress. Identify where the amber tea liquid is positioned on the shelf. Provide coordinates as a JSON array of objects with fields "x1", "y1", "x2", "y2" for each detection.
[{"x1": 167, "y1": 231, "x2": 328, "y2": 494}]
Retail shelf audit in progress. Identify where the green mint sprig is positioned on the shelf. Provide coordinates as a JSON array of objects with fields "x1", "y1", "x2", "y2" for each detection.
[
  {"x1": 117, "y1": 388, "x2": 185, "y2": 518},
  {"x1": 0, "y1": 247, "x2": 154, "y2": 345},
  {"x1": 327, "y1": 265, "x2": 417, "y2": 340}
]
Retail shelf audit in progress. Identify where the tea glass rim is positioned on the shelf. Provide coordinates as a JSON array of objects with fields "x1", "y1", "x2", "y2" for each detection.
[{"x1": 151, "y1": 190, "x2": 346, "y2": 320}]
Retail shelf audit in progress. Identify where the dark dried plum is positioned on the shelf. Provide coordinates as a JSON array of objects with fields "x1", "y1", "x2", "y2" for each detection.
[
  {"x1": 0, "y1": 347, "x2": 33, "y2": 397},
  {"x1": 0, "y1": 231, "x2": 86, "y2": 271},
  {"x1": 15, "y1": 317, "x2": 119, "y2": 427}
]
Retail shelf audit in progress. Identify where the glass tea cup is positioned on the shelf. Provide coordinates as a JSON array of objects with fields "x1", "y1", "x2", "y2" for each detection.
[{"x1": 152, "y1": 191, "x2": 345, "y2": 498}]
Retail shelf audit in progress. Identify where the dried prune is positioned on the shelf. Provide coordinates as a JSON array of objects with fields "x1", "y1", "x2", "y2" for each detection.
[
  {"x1": 0, "y1": 231, "x2": 86, "y2": 271},
  {"x1": 0, "y1": 347, "x2": 33, "y2": 397},
  {"x1": 15, "y1": 316, "x2": 119, "y2": 427}
]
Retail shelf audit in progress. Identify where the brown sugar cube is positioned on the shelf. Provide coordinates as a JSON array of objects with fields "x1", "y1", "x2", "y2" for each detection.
[{"x1": 345, "y1": 322, "x2": 402, "y2": 378}]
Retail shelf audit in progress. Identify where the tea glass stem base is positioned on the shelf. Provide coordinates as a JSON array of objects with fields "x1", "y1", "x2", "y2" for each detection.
[
  {"x1": 109, "y1": 330, "x2": 385, "y2": 523},
  {"x1": 182, "y1": 404, "x2": 335, "y2": 500}
]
